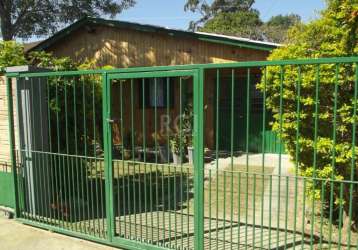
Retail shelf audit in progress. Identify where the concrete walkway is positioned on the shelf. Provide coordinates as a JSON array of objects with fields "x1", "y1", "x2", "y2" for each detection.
[{"x1": 0, "y1": 215, "x2": 119, "y2": 250}]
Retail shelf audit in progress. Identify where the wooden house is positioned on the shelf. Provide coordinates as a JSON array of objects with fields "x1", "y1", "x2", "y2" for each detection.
[{"x1": 24, "y1": 17, "x2": 282, "y2": 159}]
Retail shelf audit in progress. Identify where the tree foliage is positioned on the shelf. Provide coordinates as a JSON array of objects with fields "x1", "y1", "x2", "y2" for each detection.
[
  {"x1": 258, "y1": 0, "x2": 358, "y2": 228},
  {"x1": 185, "y1": 0, "x2": 255, "y2": 30},
  {"x1": 199, "y1": 10, "x2": 263, "y2": 40},
  {"x1": 0, "y1": 0, "x2": 136, "y2": 40},
  {"x1": 185, "y1": 0, "x2": 300, "y2": 43},
  {"x1": 262, "y1": 14, "x2": 301, "y2": 43},
  {"x1": 266, "y1": 14, "x2": 301, "y2": 28},
  {"x1": 0, "y1": 42, "x2": 103, "y2": 156},
  {"x1": 0, "y1": 41, "x2": 26, "y2": 69}
]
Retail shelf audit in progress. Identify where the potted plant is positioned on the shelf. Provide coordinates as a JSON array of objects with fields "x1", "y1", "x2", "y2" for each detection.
[
  {"x1": 182, "y1": 104, "x2": 194, "y2": 164},
  {"x1": 152, "y1": 132, "x2": 169, "y2": 163},
  {"x1": 186, "y1": 139, "x2": 194, "y2": 165},
  {"x1": 122, "y1": 130, "x2": 133, "y2": 160},
  {"x1": 170, "y1": 132, "x2": 182, "y2": 164}
]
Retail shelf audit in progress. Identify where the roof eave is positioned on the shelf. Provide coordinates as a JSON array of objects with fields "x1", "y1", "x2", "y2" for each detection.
[{"x1": 29, "y1": 17, "x2": 278, "y2": 53}]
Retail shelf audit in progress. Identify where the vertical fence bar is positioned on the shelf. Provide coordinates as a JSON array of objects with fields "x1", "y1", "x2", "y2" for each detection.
[
  {"x1": 245, "y1": 68, "x2": 250, "y2": 250},
  {"x1": 276, "y1": 66, "x2": 284, "y2": 249},
  {"x1": 130, "y1": 78, "x2": 136, "y2": 239},
  {"x1": 47, "y1": 77, "x2": 56, "y2": 224},
  {"x1": 337, "y1": 182, "x2": 344, "y2": 248},
  {"x1": 64, "y1": 79, "x2": 72, "y2": 229},
  {"x1": 120, "y1": 80, "x2": 127, "y2": 238},
  {"x1": 223, "y1": 170, "x2": 227, "y2": 250},
  {"x1": 230, "y1": 69, "x2": 235, "y2": 250},
  {"x1": 55, "y1": 79, "x2": 64, "y2": 227},
  {"x1": 74, "y1": 78, "x2": 84, "y2": 234},
  {"x1": 166, "y1": 77, "x2": 171, "y2": 247},
  {"x1": 347, "y1": 63, "x2": 358, "y2": 248},
  {"x1": 22, "y1": 76, "x2": 30, "y2": 220},
  {"x1": 179, "y1": 76, "x2": 184, "y2": 248},
  {"x1": 29, "y1": 77, "x2": 38, "y2": 221},
  {"x1": 154, "y1": 77, "x2": 159, "y2": 244},
  {"x1": 215, "y1": 69, "x2": 220, "y2": 248},
  {"x1": 194, "y1": 69, "x2": 204, "y2": 250},
  {"x1": 102, "y1": 72, "x2": 113, "y2": 241},
  {"x1": 252, "y1": 173, "x2": 257, "y2": 248},
  {"x1": 268, "y1": 174, "x2": 273, "y2": 248},
  {"x1": 293, "y1": 65, "x2": 302, "y2": 249},
  {"x1": 92, "y1": 78, "x2": 100, "y2": 237},
  {"x1": 301, "y1": 178, "x2": 307, "y2": 250},
  {"x1": 260, "y1": 66, "x2": 267, "y2": 250},
  {"x1": 237, "y1": 172, "x2": 242, "y2": 248},
  {"x1": 38, "y1": 77, "x2": 49, "y2": 224},
  {"x1": 284, "y1": 176, "x2": 289, "y2": 247},
  {"x1": 319, "y1": 181, "x2": 325, "y2": 248},
  {"x1": 142, "y1": 78, "x2": 148, "y2": 241},
  {"x1": 81, "y1": 78, "x2": 90, "y2": 231},
  {"x1": 6, "y1": 76, "x2": 20, "y2": 217},
  {"x1": 310, "y1": 65, "x2": 320, "y2": 248},
  {"x1": 328, "y1": 64, "x2": 339, "y2": 248}
]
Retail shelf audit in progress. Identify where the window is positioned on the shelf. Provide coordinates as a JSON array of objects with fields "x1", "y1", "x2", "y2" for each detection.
[{"x1": 139, "y1": 77, "x2": 175, "y2": 108}]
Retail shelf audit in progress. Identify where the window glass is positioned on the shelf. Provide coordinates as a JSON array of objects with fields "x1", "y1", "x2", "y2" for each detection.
[{"x1": 149, "y1": 78, "x2": 165, "y2": 107}]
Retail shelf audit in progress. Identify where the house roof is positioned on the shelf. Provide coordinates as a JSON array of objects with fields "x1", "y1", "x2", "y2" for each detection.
[
  {"x1": 23, "y1": 41, "x2": 43, "y2": 52},
  {"x1": 29, "y1": 17, "x2": 280, "y2": 52}
]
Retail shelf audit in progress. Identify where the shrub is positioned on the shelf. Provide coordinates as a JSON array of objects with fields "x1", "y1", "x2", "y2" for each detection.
[
  {"x1": 258, "y1": 0, "x2": 358, "y2": 229},
  {"x1": 0, "y1": 41, "x2": 26, "y2": 70}
]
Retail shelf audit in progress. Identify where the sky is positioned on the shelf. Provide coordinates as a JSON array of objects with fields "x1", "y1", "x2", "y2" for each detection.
[{"x1": 118, "y1": 0, "x2": 326, "y2": 30}]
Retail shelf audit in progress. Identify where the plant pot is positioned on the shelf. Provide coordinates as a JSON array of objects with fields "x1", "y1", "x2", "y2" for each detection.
[
  {"x1": 172, "y1": 153, "x2": 182, "y2": 165},
  {"x1": 123, "y1": 149, "x2": 132, "y2": 160},
  {"x1": 158, "y1": 145, "x2": 169, "y2": 163},
  {"x1": 187, "y1": 146, "x2": 194, "y2": 165}
]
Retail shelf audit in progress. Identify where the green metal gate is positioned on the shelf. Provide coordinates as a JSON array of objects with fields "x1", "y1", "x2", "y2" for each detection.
[
  {"x1": 104, "y1": 69, "x2": 203, "y2": 249},
  {"x1": 5, "y1": 57, "x2": 358, "y2": 249}
]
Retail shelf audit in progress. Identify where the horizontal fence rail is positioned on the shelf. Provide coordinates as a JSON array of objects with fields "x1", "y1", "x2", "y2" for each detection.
[{"x1": 4, "y1": 56, "x2": 358, "y2": 250}]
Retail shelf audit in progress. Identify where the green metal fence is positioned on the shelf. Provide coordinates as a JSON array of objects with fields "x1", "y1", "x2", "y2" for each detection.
[{"x1": 5, "y1": 56, "x2": 358, "y2": 250}]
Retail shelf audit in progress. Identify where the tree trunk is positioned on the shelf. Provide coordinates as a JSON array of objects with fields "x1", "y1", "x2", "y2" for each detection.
[
  {"x1": 0, "y1": 25, "x2": 13, "y2": 40},
  {"x1": 0, "y1": 0, "x2": 14, "y2": 41}
]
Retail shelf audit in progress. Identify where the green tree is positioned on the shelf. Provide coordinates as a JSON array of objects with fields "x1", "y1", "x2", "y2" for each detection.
[
  {"x1": 262, "y1": 14, "x2": 301, "y2": 43},
  {"x1": 0, "y1": 41, "x2": 26, "y2": 70},
  {"x1": 266, "y1": 14, "x2": 301, "y2": 28},
  {"x1": 185, "y1": 0, "x2": 300, "y2": 43},
  {"x1": 184, "y1": 0, "x2": 255, "y2": 30},
  {"x1": 0, "y1": 0, "x2": 136, "y2": 41},
  {"x1": 258, "y1": 0, "x2": 358, "y2": 229},
  {"x1": 199, "y1": 10, "x2": 263, "y2": 40}
]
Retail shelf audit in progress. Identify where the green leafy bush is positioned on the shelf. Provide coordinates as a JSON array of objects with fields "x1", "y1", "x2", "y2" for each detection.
[
  {"x1": 258, "y1": 0, "x2": 358, "y2": 228},
  {"x1": 0, "y1": 41, "x2": 26, "y2": 70},
  {"x1": 0, "y1": 42, "x2": 104, "y2": 155}
]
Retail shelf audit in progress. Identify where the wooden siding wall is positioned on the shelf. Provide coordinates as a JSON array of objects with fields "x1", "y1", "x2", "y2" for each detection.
[
  {"x1": 47, "y1": 24, "x2": 269, "y2": 68},
  {"x1": 0, "y1": 76, "x2": 18, "y2": 165},
  {"x1": 42, "y1": 24, "x2": 271, "y2": 151}
]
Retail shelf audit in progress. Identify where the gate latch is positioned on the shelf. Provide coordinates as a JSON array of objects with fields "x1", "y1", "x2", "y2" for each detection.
[{"x1": 107, "y1": 118, "x2": 120, "y2": 124}]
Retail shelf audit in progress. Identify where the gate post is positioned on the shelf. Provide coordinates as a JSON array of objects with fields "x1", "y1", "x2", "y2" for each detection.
[
  {"x1": 193, "y1": 68, "x2": 204, "y2": 250},
  {"x1": 102, "y1": 72, "x2": 114, "y2": 241},
  {"x1": 6, "y1": 76, "x2": 20, "y2": 218}
]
